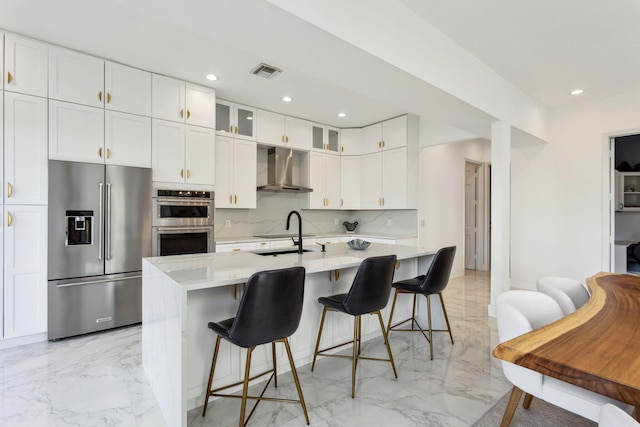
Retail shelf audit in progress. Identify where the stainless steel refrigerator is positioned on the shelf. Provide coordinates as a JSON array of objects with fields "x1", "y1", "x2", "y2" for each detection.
[{"x1": 47, "y1": 160, "x2": 152, "y2": 340}]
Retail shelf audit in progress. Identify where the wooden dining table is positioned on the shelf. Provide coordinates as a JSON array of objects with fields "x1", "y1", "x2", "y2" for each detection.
[{"x1": 492, "y1": 272, "x2": 640, "y2": 415}]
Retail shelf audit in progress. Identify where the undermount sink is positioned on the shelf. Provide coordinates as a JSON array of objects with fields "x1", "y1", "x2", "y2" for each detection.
[{"x1": 251, "y1": 248, "x2": 317, "y2": 256}]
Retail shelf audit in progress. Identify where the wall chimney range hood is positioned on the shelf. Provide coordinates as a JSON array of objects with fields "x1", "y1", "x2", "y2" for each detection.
[{"x1": 257, "y1": 147, "x2": 313, "y2": 193}]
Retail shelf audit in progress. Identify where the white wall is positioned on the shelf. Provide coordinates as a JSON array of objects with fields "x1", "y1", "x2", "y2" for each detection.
[
  {"x1": 418, "y1": 135, "x2": 491, "y2": 278},
  {"x1": 510, "y1": 89, "x2": 640, "y2": 289}
]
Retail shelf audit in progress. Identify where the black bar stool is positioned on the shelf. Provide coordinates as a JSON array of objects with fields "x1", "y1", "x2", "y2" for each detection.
[
  {"x1": 202, "y1": 266, "x2": 309, "y2": 426},
  {"x1": 386, "y1": 246, "x2": 456, "y2": 360},
  {"x1": 311, "y1": 254, "x2": 397, "y2": 398}
]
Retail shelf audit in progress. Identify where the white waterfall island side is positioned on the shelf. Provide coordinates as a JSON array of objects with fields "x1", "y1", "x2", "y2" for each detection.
[{"x1": 142, "y1": 243, "x2": 439, "y2": 427}]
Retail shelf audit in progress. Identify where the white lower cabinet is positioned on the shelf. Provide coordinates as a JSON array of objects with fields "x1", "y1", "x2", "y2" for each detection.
[
  {"x1": 215, "y1": 136, "x2": 256, "y2": 208},
  {"x1": 3, "y1": 205, "x2": 47, "y2": 339},
  {"x1": 151, "y1": 119, "x2": 215, "y2": 185},
  {"x1": 215, "y1": 242, "x2": 256, "y2": 253}
]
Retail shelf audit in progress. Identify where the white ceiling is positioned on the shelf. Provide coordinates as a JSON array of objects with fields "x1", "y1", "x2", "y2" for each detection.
[{"x1": 0, "y1": 0, "x2": 638, "y2": 132}]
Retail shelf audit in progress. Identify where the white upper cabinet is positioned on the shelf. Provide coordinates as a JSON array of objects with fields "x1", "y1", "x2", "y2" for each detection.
[
  {"x1": 360, "y1": 146, "x2": 416, "y2": 210},
  {"x1": 4, "y1": 34, "x2": 48, "y2": 97},
  {"x1": 151, "y1": 74, "x2": 185, "y2": 122},
  {"x1": 104, "y1": 62, "x2": 151, "y2": 116},
  {"x1": 309, "y1": 152, "x2": 341, "y2": 209},
  {"x1": 105, "y1": 111, "x2": 151, "y2": 168},
  {"x1": 216, "y1": 136, "x2": 256, "y2": 208},
  {"x1": 312, "y1": 124, "x2": 340, "y2": 153},
  {"x1": 340, "y1": 155, "x2": 360, "y2": 209},
  {"x1": 216, "y1": 100, "x2": 256, "y2": 140},
  {"x1": 49, "y1": 100, "x2": 105, "y2": 164},
  {"x1": 256, "y1": 109, "x2": 311, "y2": 150},
  {"x1": 361, "y1": 115, "x2": 408, "y2": 154},
  {"x1": 151, "y1": 119, "x2": 215, "y2": 185},
  {"x1": 152, "y1": 75, "x2": 215, "y2": 128},
  {"x1": 152, "y1": 119, "x2": 185, "y2": 183},
  {"x1": 185, "y1": 125, "x2": 215, "y2": 185},
  {"x1": 4, "y1": 93, "x2": 48, "y2": 205},
  {"x1": 340, "y1": 128, "x2": 361, "y2": 156},
  {"x1": 186, "y1": 83, "x2": 216, "y2": 128},
  {"x1": 49, "y1": 46, "x2": 104, "y2": 108}
]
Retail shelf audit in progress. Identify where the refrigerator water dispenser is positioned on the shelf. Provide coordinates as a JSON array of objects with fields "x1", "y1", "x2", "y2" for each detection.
[{"x1": 66, "y1": 210, "x2": 93, "y2": 245}]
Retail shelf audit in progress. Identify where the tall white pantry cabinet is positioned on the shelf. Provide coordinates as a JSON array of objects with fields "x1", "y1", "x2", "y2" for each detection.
[{"x1": 2, "y1": 32, "x2": 50, "y2": 340}]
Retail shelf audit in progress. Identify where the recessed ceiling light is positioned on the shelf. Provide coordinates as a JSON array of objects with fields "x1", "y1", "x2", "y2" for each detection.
[
  {"x1": 205, "y1": 74, "x2": 218, "y2": 81},
  {"x1": 570, "y1": 89, "x2": 583, "y2": 96},
  {"x1": 337, "y1": 112, "x2": 347, "y2": 118},
  {"x1": 282, "y1": 96, "x2": 292, "y2": 102}
]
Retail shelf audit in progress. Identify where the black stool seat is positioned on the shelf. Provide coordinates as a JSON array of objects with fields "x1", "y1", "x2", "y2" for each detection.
[
  {"x1": 391, "y1": 276, "x2": 425, "y2": 292},
  {"x1": 312, "y1": 255, "x2": 398, "y2": 398},
  {"x1": 387, "y1": 246, "x2": 456, "y2": 360},
  {"x1": 202, "y1": 266, "x2": 309, "y2": 427},
  {"x1": 317, "y1": 293, "x2": 347, "y2": 311}
]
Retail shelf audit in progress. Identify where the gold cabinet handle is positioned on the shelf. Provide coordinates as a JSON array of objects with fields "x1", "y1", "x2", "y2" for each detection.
[
  {"x1": 233, "y1": 248, "x2": 241, "y2": 252},
  {"x1": 235, "y1": 126, "x2": 238, "y2": 134},
  {"x1": 107, "y1": 93, "x2": 111, "y2": 103},
  {"x1": 180, "y1": 109, "x2": 184, "y2": 118},
  {"x1": 106, "y1": 148, "x2": 111, "y2": 159},
  {"x1": 98, "y1": 91, "x2": 102, "y2": 102},
  {"x1": 7, "y1": 212, "x2": 12, "y2": 227},
  {"x1": 378, "y1": 141, "x2": 382, "y2": 149},
  {"x1": 260, "y1": 242, "x2": 267, "y2": 246},
  {"x1": 180, "y1": 169, "x2": 184, "y2": 178},
  {"x1": 382, "y1": 140, "x2": 385, "y2": 148},
  {"x1": 341, "y1": 199, "x2": 343, "y2": 206},
  {"x1": 229, "y1": 195, "x2": 233, "y2": 203},
  {"x1": 98, "y1": 147, "x2": 103, "y2": 158},
  {"x1": 335, "y1": 269, "x2": 340, "y2": 281},
  {"x1": 281, "y1": 136, "x2": 285, "y2": 143},
  {"x1": 341, "y1": 146, "x2": 344, "y2": 153},
  {"x1": 187, "y1": 169, "x2": 191, "y2": 178},
  {"x1": 382, "y1": 197, "x2": 385, "y2": 206},
  {"x1": 395, "y1": 261, "x2": 400, "y2": 270},
  {"x1": 229, "y1": 125, "x2": 233, "y2": 133},
  {"x1": 234, "y1": 194, "x2": 238, "y2": 204},
  {"x1": 286, "y1": 136, "x2": 289, "y2": 143},
  {"x1": 7, "y1": 71, "x2": 13, "y2": 84},
  {"x1": 328, "y1": 270, "x2": 333, "y2": 282},
  {"x1": 187, "y1": 110, "x2": 191, "y2": 119},
  {"x1": 7, "y1": 183, "x2": 12, "y2": 198}
]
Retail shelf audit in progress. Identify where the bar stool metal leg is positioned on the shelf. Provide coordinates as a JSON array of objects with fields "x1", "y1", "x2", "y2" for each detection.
[
  {"x1": 352, "y1": 315, "x2": 359, "y2": 398},
  {"x1": 426, "y1": 294, "x2": 433, "y2": 360},
  {"x1": 439, "y1": 292, "x2": 454, "y2": 344},
  {"x1": 272, "y1": 342, "x2": 278, "y2": 388},
  {"x1": 376, "y1": 310, "x2": 397, "y2": 378},
  {"x1": 283, "y1": 338, "x2": 310, "y2": 425},
  {"x1": 202, "y1": 335, "x2": 222, "y2": 416},
  {"x1": 312, "y1": 306, "x2": 329, "y2": 371},
  {"x1": 239, "y1": 347, "x2": 254, "y2": 427}
]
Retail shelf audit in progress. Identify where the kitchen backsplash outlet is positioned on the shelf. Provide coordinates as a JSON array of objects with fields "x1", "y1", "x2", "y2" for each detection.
[{"x1": 215, "y1": 192, "x2": 417, "y2": 239}]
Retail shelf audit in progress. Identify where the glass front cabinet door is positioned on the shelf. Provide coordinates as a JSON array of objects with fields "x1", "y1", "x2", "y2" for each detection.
[{"x1": 616, "y1": 172, "x2": 640, "y2": 211}]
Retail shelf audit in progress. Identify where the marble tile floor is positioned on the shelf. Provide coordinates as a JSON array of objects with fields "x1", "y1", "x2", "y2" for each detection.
[{"x1": 0, "y1": 270, "x2": 514, "y2": 426}]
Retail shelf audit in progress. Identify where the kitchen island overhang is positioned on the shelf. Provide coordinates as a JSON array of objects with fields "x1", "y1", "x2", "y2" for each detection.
[{"x1": 142, "y1": 243, "x2": 440, "y2": 427}]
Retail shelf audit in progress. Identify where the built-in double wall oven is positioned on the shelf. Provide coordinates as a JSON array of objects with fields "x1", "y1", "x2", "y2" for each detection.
[{"x1": 152, "y1": 189, "x2": 215, "y2": 256}]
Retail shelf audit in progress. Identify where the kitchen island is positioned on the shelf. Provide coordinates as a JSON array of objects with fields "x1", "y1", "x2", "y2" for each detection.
[{"x1": 142, "y1": 243, "x2": 438, "y2": 427}]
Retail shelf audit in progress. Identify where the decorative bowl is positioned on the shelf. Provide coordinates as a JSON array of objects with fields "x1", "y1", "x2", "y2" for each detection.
[
  {"x1": 347, "y1": 239, "x2": 370, "y2": 250},
  {"x1": 343, "y1": 221, "x2": 359, "y2": 232}
]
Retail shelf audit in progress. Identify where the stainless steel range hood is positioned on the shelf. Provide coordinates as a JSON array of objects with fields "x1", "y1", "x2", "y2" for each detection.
[{"x1": 257, "y1": 147, "x2": 313, "y2": 193}]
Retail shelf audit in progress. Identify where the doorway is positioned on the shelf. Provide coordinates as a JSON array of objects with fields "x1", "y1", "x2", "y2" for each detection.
[{"x1": 465, "y1": 161, "x2": 490, "y2": 271}]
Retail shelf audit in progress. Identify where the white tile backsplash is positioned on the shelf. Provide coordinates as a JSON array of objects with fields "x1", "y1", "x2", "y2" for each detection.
[{"x1": 215, "y1": 192, "x2": 417, "y2": 239}]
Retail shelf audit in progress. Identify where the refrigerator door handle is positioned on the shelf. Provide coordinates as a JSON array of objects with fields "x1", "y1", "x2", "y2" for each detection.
[
  {"x1": 98, "y1": 182, "x2": 104, "y2": 261},
  {"x1": 55, "y1": 274, "x2": 142, "y2": 288},
  {"x1": 106, "y1": 183, "x2": 112, "y2": 260}
]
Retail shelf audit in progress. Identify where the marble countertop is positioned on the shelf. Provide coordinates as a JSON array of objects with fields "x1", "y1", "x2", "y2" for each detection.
[
  {"x1": 143, "y1": 243, "x2": 435, "y2": 291},
  {"x1": 216, "y1": 232, "x2": 418, "y2": 244}
]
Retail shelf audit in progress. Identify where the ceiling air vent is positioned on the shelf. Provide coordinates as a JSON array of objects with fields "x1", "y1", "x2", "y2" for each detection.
[{"x1": 250, "y1": 63, "x2": 282, "y2": 79}]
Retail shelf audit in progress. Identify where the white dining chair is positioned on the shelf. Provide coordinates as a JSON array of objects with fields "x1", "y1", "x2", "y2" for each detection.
[
  {"x1": 599, "y1": 403, "x2": 639, "y2": 427},
  {"x1": 496, "y1": 290, "x2": 630, "y2": 427},
  {"x1": 536, "y1": 276, "x2": 590, "y2": 315}
]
